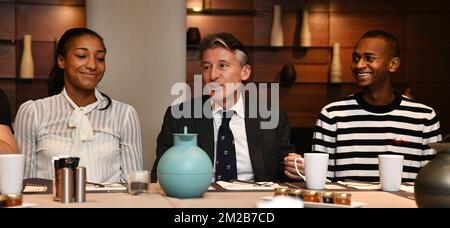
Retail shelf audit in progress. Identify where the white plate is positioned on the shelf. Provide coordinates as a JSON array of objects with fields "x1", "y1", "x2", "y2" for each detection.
[
  {"x1": 304, "y1": 201, "x2": 365, "y2": 208},
  {"x1": 7, "y1": 203, "x2": 36, "y2": 208}
]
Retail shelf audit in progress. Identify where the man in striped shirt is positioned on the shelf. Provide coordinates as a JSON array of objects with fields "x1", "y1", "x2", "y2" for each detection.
[{"x1": 284, "y1": 30, "x2": 442, "y2": 182}]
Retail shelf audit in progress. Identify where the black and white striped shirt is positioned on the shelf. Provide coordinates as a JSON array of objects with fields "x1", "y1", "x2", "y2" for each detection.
[
  {"x1": 14, "y1": 88, "x2": 143, "y2": 183},
  {"x1": 312, "y1": 93, "x2": 442, "y2": 182}
]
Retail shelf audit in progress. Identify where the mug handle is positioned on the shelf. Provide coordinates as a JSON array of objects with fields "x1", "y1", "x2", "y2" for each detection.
[{"x1": 294, "y1": 157, "x2": 306, "y2": 181}]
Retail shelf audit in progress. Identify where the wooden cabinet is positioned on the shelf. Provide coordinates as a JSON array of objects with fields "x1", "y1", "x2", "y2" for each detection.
[{"x1": 0, "y1": 0, "x2": 85, "y2": 116}]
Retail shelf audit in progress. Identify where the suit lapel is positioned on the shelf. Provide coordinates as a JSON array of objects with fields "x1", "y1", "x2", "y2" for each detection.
[
  {"x1": 244, "y1": 98, "x2": 265, "y2": 181},
  {"x1": 196, "y1": 96, "x2": 214, "y2": 162}
]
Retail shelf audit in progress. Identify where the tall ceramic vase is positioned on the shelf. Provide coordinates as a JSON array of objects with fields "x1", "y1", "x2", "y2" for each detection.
[
  {"x1": 330, "y1": 42, "x2": 342, "y2": 83},
  {"x1": 203, "y1": 0, "x2": 212, "y2": 9},
  {"x1": 20, "y1": 35, "x2": 34, "y2": 79},
  {"x1": 270, "y1": 5, "x2": 284, "y2": 47},
  {"x1": 300, "y1": 8, "x2": 311, "y2": 47}
]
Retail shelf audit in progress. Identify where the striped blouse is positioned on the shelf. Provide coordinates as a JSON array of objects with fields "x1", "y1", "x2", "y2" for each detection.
[
  {"x1": 14, "y1": 88, "x2": 143, "y2": 183},
  {"x1": 312, "y1": 93, "x2": 442, "y2": 182}
]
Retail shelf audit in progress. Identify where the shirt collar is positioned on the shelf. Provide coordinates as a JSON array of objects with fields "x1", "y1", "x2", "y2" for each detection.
[
  {"x1": 211, "y1": 93, "x2": 245, "y2": 119},
  {"x1": 62, "y1": 87, "x2": 105, "y2": 114}
]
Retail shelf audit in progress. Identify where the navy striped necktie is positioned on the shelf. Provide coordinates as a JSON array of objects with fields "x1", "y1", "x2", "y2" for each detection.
[{"x1": 215, "y1": 110, "x2": 237, "y2": 182}]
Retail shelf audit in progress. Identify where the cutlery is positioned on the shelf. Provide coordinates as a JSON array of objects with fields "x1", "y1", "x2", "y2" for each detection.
[{"x1": 230, "y1": 179, "x2": 274, "y2": 187}]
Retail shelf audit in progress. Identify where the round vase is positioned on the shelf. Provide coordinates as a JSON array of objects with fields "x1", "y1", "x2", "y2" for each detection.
[
  {"x1": 415, "y1": 142, "x2": 450, "y2": 208},
  {"x1": 157, "y1": 127, "x2": 213, "y2": 198},
  {"x1": 187, "y1": 27, "x2": 201, "y2": 45},
  {"x1": 280, "y1": 64, "x2": 297, "y2": 86}
]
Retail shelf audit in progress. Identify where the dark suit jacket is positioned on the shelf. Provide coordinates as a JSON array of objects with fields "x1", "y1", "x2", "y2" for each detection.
[{"x1": 151, "y1": 96, "x2": 292, "y2": 182}]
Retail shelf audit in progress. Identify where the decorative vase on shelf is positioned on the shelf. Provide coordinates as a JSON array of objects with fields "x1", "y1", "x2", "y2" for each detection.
[
  {"x1": 157, "y1": 127, "x2": 213, "y2": 199},
  {"x1": 203, "y1": 0, "x2": 212, "y2": 9},
  {"x1": 20, "y1": 35, "x2": 34, "y2": 79},
  {"x1": 270, "y1": 5, "x2": 284, "y2": 47},
  {"x1": 280, "y1": 64, "x2": 297, "y2": 86},
  {"x1": 300, "y1": 8, "x2": 311, "y2": 47},
  {"x1": 330, "y1": 42, "x2": 342, "y2": 83},
  {"x1": 187, "y1": 27, "x2": 201, "y2": 45},
  {"x1": 414, "y1": 135, "x2": 450, "y2": 208},
  {"x1": 54, "y1": 37, "x2": 59, "y2": 56}
]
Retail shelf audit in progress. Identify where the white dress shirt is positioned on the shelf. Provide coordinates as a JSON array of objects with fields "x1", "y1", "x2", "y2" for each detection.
[
  {"x1": 14, "y1": 88, "x2": 143, "y2": 183},
  {"x1": 212, "y1": 94, "x2": 254, "y2": 181}
]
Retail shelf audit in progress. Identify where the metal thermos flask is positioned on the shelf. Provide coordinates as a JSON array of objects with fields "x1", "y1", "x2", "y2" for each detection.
[
  {"x1": 61, "y1": 168, "x2": 74, "y2": 204},
  {"x1": 75, "y1": 167, "x2": 86, "y2": 203}
]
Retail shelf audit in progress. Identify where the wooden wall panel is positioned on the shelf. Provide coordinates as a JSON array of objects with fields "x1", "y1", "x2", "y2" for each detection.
[
  {"x1": 406, "y1": 48, "x2": 450, "y2": 84},
  {"x1": 0, "y1": 3, "x2": 15, "y2": 39},
  {"x1": 331, "y1": 0, "x2": 450, "y2": 13},
  {"x1": 16, "y1": 0, "x2": 85, "y2": 6},
  {"x1": 330, "y1": 14, "x2": 405, "y2": 48},
  {"x1": 186, "y1": 58, "x2": 201, "y2": 82},
  {"x1": 280, "y1": 84, "x2": 328, "y2": 128},
  {"x1": 15, "y1": 79, "x2": 48, "y2": 109},
  {"x1": 407, "y1": 14, "x2": 450, "y2": 48},
  {"x1": 338, "y1": 47, "x2": 354, "y2": 83},
  {"x1": 405, "y1": 0, "x2": 450, "y2": 12},
  {"x1": 280, "y1": 84, "x2": 327, "y2": 111},
  {"x1": 16, "y1": 4, "x2": 85, "y2": 41},
  {"x1": 330, "y1": 0, "x2": 407, "y2": 13},
  {"x1": 251, "y1": 48, "x2": 330, "y2": 65},
  {"x1": 187, "y1": 15, "x2": 255, "y2": 45},
  {"x1": 294, "y1": 64, "x2": 329, "y2": 83},
  {"x1": 411, "y1": 83, "x2": 450, "y2": 135},
  {"x1": 0, "y1": 45, "x2": 15, "y2": 78},
  {"x1": 406, "y1": 13, "x2": 450, "y2": 84}
]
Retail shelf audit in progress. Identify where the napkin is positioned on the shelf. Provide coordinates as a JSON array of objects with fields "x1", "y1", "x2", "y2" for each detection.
[
  {"x1": 337, "y1": 181, "x2": 381, "y2": 190},
  {"x1": 216, "y1": 181, "x2": 282, "y2": 191},
  {"x1": 86, "y1": 183, "x2": 127, "y2": 192}
]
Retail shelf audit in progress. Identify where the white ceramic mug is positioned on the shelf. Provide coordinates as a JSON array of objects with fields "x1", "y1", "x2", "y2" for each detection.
[
  {"x1": 378, "y1": 154, "x2": 404, "y2": 192},
  {"x1": 294, "y1": 153, "x2": 329, "y2": 190},
  {"x1": 0, "y1": 154, "x2": 25, "y2": 194}
]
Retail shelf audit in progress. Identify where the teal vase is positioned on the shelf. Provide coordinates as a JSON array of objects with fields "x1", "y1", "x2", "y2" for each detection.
[{"x1": 157, "y1": 127, "x2": 213, "y2": 198}]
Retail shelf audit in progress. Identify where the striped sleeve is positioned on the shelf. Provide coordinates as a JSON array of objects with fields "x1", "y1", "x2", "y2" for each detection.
[
  {"x1": 14, "y1": 100, "x2": 38, "y2": 178},
  {"x1": 312, "y1": 107, "x2": 337, "y2": 178},
  {"x1": 119, "y1": 105, "x2": 143, "y2": 182},
  {"x1": 421, "y1": 109, "x2": 442, "y2": 166}
]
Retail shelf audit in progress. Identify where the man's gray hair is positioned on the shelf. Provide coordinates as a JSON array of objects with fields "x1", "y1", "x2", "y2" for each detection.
[{"x1": 199, "y1": 33, "x2": 249, "y2": 67}]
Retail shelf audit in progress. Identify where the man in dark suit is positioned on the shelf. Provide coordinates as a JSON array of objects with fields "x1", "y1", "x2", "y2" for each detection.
[{"x1": 152, "y1": 33, "x2": 292, "y2": 182}]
